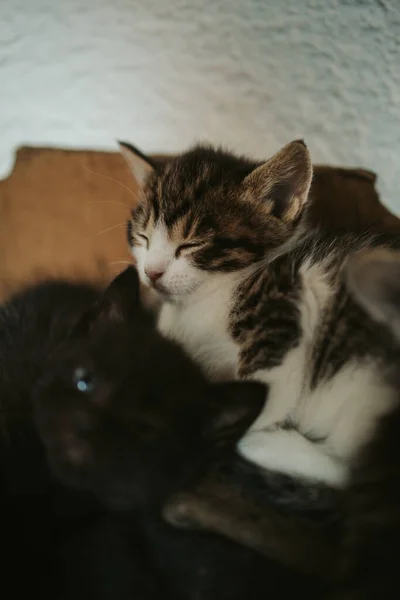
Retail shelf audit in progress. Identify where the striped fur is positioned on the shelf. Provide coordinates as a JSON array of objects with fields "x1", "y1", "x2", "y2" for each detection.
[
  {"x1": 165, "y1": 249, "x2": 400, "y2": 599},
  {"x1": 123, "y1": 140, "x2": 400, "y2": 488}
]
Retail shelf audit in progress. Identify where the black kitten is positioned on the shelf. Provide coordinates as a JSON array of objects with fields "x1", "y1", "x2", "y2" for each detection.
[
  {"x1": 0, "y1": 268, "x2": 313, "y2": 599},
  {"x1": 33, "y1": 267, "x2": 325, "y2": 599},
  {"x1": 0, "y1": 277, "x2": 167, "y2": 599}
]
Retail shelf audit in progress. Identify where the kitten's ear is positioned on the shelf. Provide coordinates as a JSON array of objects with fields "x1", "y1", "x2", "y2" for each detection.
[
  {"x1": 75, "y1": 267, "x2": 141, "y2": 335},
  {"x1": 99, "y1": 265, "x2": 141, "y2": 323},
  {"x1": 118, "y1": 141, "x2": 156, "y2": 189},
  {"x1": 347, "y1": 248, "x2": 400, "y2": 341},
  {"x1": 207, "y1": 381, "x2": 266, "y2": 444},
  {"x1": 243, "y1": 140, "x2": 312, "y2": 223}
]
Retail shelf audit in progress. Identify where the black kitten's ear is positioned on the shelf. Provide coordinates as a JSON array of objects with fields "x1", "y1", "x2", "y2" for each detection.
[
  {"x1": 118, "y1": 141, "x2": 156, "y2": 189},
  {"x1": 100, "y1": 265, "x2": 141, "y2": 322},
  {"x1": 75, "y1": 267, "x2": 141, "y2": 335},
  {"x1": 347, "y1": 248, "x2": 400, "y2": 341},
  {"x1": 243, "y1": 140, "x2": 312, "y2": 224},
  {"x1": 207, "y1": 381, "x2": 266, "y2": 444}
]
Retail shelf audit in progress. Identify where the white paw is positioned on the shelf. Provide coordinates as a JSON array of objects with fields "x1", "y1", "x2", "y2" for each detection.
[{"x1": 238, "y1": 429, "x2": 347, "y2": 487}]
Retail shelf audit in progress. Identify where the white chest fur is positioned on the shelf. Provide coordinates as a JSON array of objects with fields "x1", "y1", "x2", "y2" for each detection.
[
  {"x1": 239, "y1": 260, "x2": 398, "y2": 486},
  {"x1": 158, "y1": 274, "x2": 240, "y2": 380},
  {"x1": 158, "y1": 257, "x2": 398, "y2": 488}
]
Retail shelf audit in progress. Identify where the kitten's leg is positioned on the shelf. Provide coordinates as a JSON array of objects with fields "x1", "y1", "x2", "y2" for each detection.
[
  {"x1": 238, "y1": 428, "x2": 347, "y2": 487},
  {"x1": 163, "y1": 483, "x2": 339, "y2": 580}
]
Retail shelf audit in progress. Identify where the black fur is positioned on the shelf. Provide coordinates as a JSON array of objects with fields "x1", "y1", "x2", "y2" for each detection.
[{"x1": 1, "y1": 267, "x2": 322, "y2": 599}]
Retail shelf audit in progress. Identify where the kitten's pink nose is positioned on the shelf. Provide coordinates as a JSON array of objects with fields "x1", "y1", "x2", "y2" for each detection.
[{"x1": 145, "y1": 269, "x2": 164, "y2": 283}]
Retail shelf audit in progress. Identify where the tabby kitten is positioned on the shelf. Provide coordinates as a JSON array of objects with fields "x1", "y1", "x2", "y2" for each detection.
[
  {"x1": 165, "y1": 248, "x2": 400, "y2": 599},
  {"x1": 122, "y1": 139, "x2": 399, "y2": 489}
]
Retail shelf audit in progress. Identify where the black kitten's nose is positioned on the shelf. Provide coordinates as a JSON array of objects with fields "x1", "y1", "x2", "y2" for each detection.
[{"x1": 145, "y1": 269, "x2": 164, "y2": 283}]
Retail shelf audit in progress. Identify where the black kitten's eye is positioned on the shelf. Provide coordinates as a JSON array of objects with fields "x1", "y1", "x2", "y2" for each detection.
[
  {"x1": 73, "y1": 367, "x2": 95, "y2": 394},
  {"x1": 175, "y1": 242, "x2": 204, "y2": 258},
  {"x1": 137, "y1": 233, "x2": 149, "y2": 248}
]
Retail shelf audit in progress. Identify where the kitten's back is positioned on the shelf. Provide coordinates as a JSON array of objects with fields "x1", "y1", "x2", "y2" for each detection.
[{"x1": 331, "y1": 249, "x2": 400, "y2": 599}]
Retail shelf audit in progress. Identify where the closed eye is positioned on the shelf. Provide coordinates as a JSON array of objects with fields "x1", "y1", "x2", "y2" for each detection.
[
  {"x1": 175, "y1": 242, "x2": 205, "y2": 258},
  {"x1": 137, "y1": 233, "x2": 149, "y2": 248}
]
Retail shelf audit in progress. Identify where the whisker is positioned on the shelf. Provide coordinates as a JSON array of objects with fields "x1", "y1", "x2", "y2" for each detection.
[
  {"x1": 95, "y1": 222, "x2": 127, "y2": 236},
  {"x1": 81, "y1": 162, "x2": 142, "y2": 205},
  {"x1": 87, "y1": 200, "x2": 132, "y2": 208}
]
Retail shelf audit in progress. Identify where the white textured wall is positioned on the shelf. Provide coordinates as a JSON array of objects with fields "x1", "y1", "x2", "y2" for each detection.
[{"x1": 1, "y1": 0, "x2": 400, "y2": 209}]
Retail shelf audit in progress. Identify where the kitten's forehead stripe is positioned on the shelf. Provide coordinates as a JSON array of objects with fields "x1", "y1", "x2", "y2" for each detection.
[
  {"x1": 164, "y1": 198, "x2": 194, "y2": 229},
  {"x1": 142, "y1": 205, "x2": 151, "y2": 230},
  {"x1": 182, "y1": 213, "x2": 198, "y2": 240},
  {"x1": 129, "y1": 144, "x2": 303, "y2": 273},
  {"x1": 170, "y1": 218, "x2": 195, "y2": 243}
]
